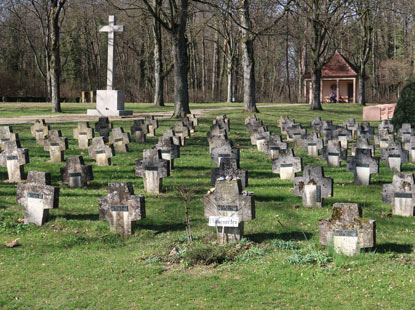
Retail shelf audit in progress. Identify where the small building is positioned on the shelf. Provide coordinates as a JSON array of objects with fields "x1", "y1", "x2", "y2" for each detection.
[{"x1": 304, "y1": 51, "x2": 359, "y2": 104}]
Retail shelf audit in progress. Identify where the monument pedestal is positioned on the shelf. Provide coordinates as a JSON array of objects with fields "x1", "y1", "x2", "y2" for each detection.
[{"x1": 87, "y1": 90, "x2": 132, "y2": 116}]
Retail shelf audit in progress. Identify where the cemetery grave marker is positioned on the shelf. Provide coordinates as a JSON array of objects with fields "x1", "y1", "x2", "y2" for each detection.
[
  {"x1": 343, "y1": 118, "x2": 358, "y2": 137},
  {"x1": 135, "y1": 148, "x2": 170, "y2": 193},
  {"x1": 211, "y1": 158, "x2": 248, "y2": 188},
  {"x1": 374, "y1": 129, "x2": 394, "y2": 149},
  {"x1": 211, "y1": 141, "x2": 240, "y2": 166},
  {"x1": 173, "y1": 121, "x2": 190, "y2": 146},
  {"x1": 357, "y1": 122, "x2": 374, "y2": 140},
  {"x1": 16, "y1": 171, "x2": 59, "y2": 226},
  {"x1": 351, "y1": 137, "x2": 375, "y2": 156},
  {"x1": 214, "y1": 114, "x2": 230, "y2": 132},
  {"x1": 60, "y1": 156, "x2": 93, "y2": 188},
  {"x1": 155, "y1": 136, "x2": 180, "y2": 170},
  {"x1": 310, "y1": 117, "x2": 323, "y2": 134},
  {"x1": 383, "y1": 173, "x2": 415, "y2": 217},
  {"x1": 334, "y1": 127, "x2": 353, "y2": 149},
  {"x1": 0, "y1": 126, "x2": 18, "y2": 150},
  {"x1": 73, "y1": 122, "x2": 94, "y2": 149},
  {"x1": 263, "y1": 135, "x2": 288, "y2": 159},
  {"x1": 109, "y1": 127, "x2": 130, "y2": 153},
  {"x1": 302, "y1": 133, "x2": 324, "y2": 156},
  {"x1": 378, "y1": 119, "x2": 394, "y2": 134},
  {"x1": 271, "y1": 149, "x2": 302, "y2": 180},
  {"x1": 88, "y1": 137, "x2": 114, "y2": 166},
  {"x1": 44, "y1": 130, "x2": 68, "y2": 162},
  {"x1": 145, "y1": 116, "x2": 158, "y2": 137},
  {"x1": 130, "y1": 119, "x2": 148, "y2": 143},
  {"x1": 94, "y1": 117, "x2": 113, "y2": 138},
  {"x1": 381, "y1": 141, "x2": 408, "y2": 172},
  {"x1": 403, "y1": 136, "x2": 415, "y2": 162},
  {"x1": 30, "y1": 119, "x2": 49, "y2": 145},
  {"x1": 346, "y1": 148, "x2": 379, "y2": 185},
  {"x1": 322, "y1": 140, "x2": 347, "y2": 167},
  {"x1": 398, "y1": 123, "x2": 414, "y2": 144},
  {"x1": 0, "y1": 140, "x2": 29, "y2": 182}
]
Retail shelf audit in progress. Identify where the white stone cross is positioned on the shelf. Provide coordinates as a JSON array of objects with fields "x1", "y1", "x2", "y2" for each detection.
[{"x1": 99, "y1": 15, "x2": 124, "y2": 90}]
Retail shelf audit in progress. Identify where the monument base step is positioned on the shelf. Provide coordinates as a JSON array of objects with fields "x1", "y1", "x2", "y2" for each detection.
[{"x1": 87, "y1": 109, "x2": 133, "y2": 116}]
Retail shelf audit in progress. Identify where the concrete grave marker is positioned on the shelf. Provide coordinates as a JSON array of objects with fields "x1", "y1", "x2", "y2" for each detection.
[
  {"x1": 155, "y1": 136, "x2": 180, "y2": 170},
  {"x1": 322, "y1": 140, "x2": 347, "y2": 167},
  {"x1": 0, "y1": 141, "x2": 29, "y2": 182},
  {"x1": 302, "y1": 133, "x2": 324, "y2": 156},
  {"x1": 172, "y1": 121, "x2": 190, "y2": 146},
  {"x1": 263, "y1": 135, "x2": 288, "y2": 159},
  {"x1": 135, "y1": 148, "x2": 170, "y2": 193},
  {"x1": 310, "y1": 117, "x2": 323, "y2": 134},
  {"x1": 88, "y1": 137, "x2": 114, "y2": 166},
  {"x1": 286, "y1": 124, "x2": 307, "y2": 146},
  {"x1": 109, "y1": 127, "x2": 130, "y2": 153},
  {"x1": 278, "y1": 116, "x2": 295, "y2": 135},
  {"x1": 272, "y1": 149, "x2": 302, "y2": 180},
  {"x1": 145, "y1": 116, "x2": 158, "y2": 137},
  {"x1": 343, "y1": 118, "x2": 358, "y2": 137},
  {"x1": 30, "y1": 119, "x2": 49, "y2": 145},
  {"x1": 87, "y1": 16, "x2": 132, "y2": 116},
  {"x1": 357, "y1": 122, "x2": 374, "y2": 140},
  {"x1": 204, "y1": 178, "x2": 254, "y2": 244},
  {"x1": 181, "y1": 117, "x2": 196, "y2": 135},
  {"x1": 347, "y1": 148, "x2": 379, "y2": 185},
  {"x1": 381, "y1": 141, "x2": 408, "y2": 172},
  {"x1": 162, "y1": 129, "x2": 182, "y2": 147},
  {"x1": 211, "y1": 141, "x2": 240, "y2": 166},
  {"x1": 214, "y1": 114, "x2": 230, "y2": 132},
  {"x1": 294, "y1": 166, "x2": 333, "y2": 207},
  {"x1": 383, "y1": 173, "x2": 415, "y2": 217},
  {"x1": 374, "y1": 129, "x2": 394, "y2": 149},
  {"x1": 44, "y1": 130, "x2": 68, "y2": 162},
  {"x1": 211, "y1": 158, "x2": 248, "y2": 188},
  {"x1": 351, "y1": 138, "x2": 375, "y2": 156},
  {"x1": 320, "y1": 121, "x2": 336, "y2": 143},
  {"x1": 334, "y1": 127, "x2": 352, "y2": 149},
  {"x1": 16, "y1": 171, "x2": 59, "y2": 226},
  {"x1": 187, "y1": 113, "x2": 199, "y2": 127},
  {"x1": 130, "y1": 120, "x2": 148, "y2": 143},
  {"x1": 99, "y1": 182, "x2": 145, "y2": 235},
  {"x1": 319, "y1": 203, "x2": 375, "y2": 256},
  {"x1": 60, "y1": 156, "x2": 93, "y2": 188},
  {"x1": 94, "y1": 117, "x2": 113, "y2": 138},
  {"x1": 403, "y1": 136, "x2": 415, "y2": 162},
  {"x1": 378, "y1": 119, "x2": 394, "y2": 134},
  {"x1": 73, "y1": 122, "x2": 94, "y2": 149},
  {"x1": 398, "y1": 123, "x2": 414, "y2": 144},
  {"x1": 0, "y1": 126, "x2": 18, "y2": 150}
]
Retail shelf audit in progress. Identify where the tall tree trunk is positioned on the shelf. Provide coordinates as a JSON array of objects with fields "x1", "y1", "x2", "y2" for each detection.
[
  {"x1": 359, "y1": 68, "x2": 366, "y2": 106},
  {"x1": 211, "y1": 27, "x2": 220, "y2": 100},
  {"x1": 153, "y1": 0, "x2": 164, "y2": 106},
  {"x1": 226, "y1": 57, "x2": 233, "y2": 103},
  {"x1": 240, "y1": 0, "x2": 258, "y2": 112},
  {"x1": 50, "y1": 8, "x2": 61, "y2": 112},
  {"x1": 311, "y1": 68, "x2": 322, "y2": 110}
]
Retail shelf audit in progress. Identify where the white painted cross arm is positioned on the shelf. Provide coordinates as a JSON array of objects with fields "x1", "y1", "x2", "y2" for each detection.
[{"x1": 99, "y1": 16, "x2": 125, "y2": 33}]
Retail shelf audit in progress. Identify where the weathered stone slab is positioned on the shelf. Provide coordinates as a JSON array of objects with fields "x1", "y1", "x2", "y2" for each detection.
[
  {"x1": 322, "y1": 140, "x2": 347, "y2": 167},
  {"x1": 347, "y1": 148, "x2": 379, "y2": 185},
  {"x1": 302, "y1": 133, "x2": 323, "y2": 156},
  {"x1": 357, "y1": 122, "x2": 374, "y2": 140},
  {"x1": 130, "y1": 119, "x2": 148, "y2": 143},
  {"x1": 320, "y1": 121, "x2": 336, "y2": 143},
  {"x1": 0, "y1": 141, "x2": 29, "y2": 182},
  {"x1": 378, "y1": 119, "x2": 394, "y2": 134},
  {"x1": 204, "y1": 178, "x2": 254, "y2": 244},
  {"x1": 0, "y1": 126, "x2": 18, "y2": 150},
  {"x1": 374, "y1": 129, "x2": 394, "y2": 149},
  {"x1": 381, "y1": 141, "x2": 408, "y2": 172},
  {"x1": 173, "y1": 121, "x2": 191, "y2": 146},
  {"x1": 263, "y1": 135, "x2": 287, "y2": 159},
  {"x1": 73, "y1": 122, "x2": 94, "y2": 149},
  {"x1": 343, "y1": 118, "x2": 358, "y2": 137},
  {"x1": 334, "y1": 127, "x2": 352, "y2": 149},
  {"x1": 310, "y1": 117, "x2": 323, "y2": 134},
  {"x1": 155, "y1": 136, "x2": 180, "y2": 170},
  {"x1": 398, "y1": 123, "x2": 414, "y2": 144},
  {"x1": 351, "y1": 138, "x2": 375, "y2": 156},
  {"x1": 211, "y1": 141, "x2": 240, "y2": 166},
  {"x1": 94, "y1": 117, "x2": 113, "y2": 138},
  {"x1": 44, "y1": 130, "x2": 68, "y2": 162},
  {"x1": 383, "y1": 173, "x2": 415, "y2": 217},
  {"x1": 403, "y1": 136, "x2": 415, "y2": 162},
  {"x1": 30, "y1": 119, "x2": 49, "y2": 145},
  {"x1": 60, "y1": 156, "x2": 93, "y2": 188},
  {"x1": 271, "y1": 149, "x2": 302, "y2": 180},
  {"x1": 214, "y1": 114, "x2": 230, "y2": 132},
  {"x1": 319, "y1": 203, "x2": 375, "y2": 256},
  {"x1": 109, "y1": 127, "x2": 130, "y2": 153},
  {"x1": 98, "y1": 182, "x2": 145, "y2": 235},
  {"x1": 211, "y1": 158, "x2": 248, "y2": 188},
  {"x1": 16, "y1": 171, "x2": 59, "y2": 226},
  {"x1": 294, "y1": 166, "x2": 333, "y2": 207},
  {"x1": 135, "y1": 148, "x2": 170, "y2": 193},
  {"x1": 88, "y1": 137, "x2": 114, "y2": 166},
  {"x1": 286, "y1": 124, "x2": 307, "y2": 146},
  {"x1": 278, "y1": 116, "x2": 295, "y2": 135},
  {"x1": 145, "y1": 116, "x2": 158, "y2": 136}
]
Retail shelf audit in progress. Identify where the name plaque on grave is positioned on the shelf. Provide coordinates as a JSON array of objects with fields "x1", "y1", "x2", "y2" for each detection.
[
  {"x1": 381, "y1": 138, "x2": 388, "y2": 141},
  {"x1": 308, "y1": 143, "x2": 317, "y2": 146},
  {"x1": 412, "y1": 147, "x2": 415, "y2": 150},
  {"x1": 36, "y1": 129, "x2": 44, "y2": 133},
  {"x1": 175, "y1": 131, "x2": 183, "y2": 134},
  {"x1": 161, "y1": 150, "x2": 170, "y2": 154},
  {"x1": 50, "y1": 143, "x2": 60, "y2": 147},
  {"x1": 316, "y1": 185, "x2": 322, "y2": 202},
  {"x1": 28, "y1": 192, "x2": 44, "y2": 199},
  {"x1": 356, "y1": 163, "x2": 370, "y2": 168},
  {"x1": 96, "y1": 150, "x2": 106, "y2": 154},
  {"x1": 293, "y1": 133, "x2": 301, "y2": 136},
  {"x1": 114, "y1": 138, "x2": 124, "y2": 142},
  {"x1": 208, "y1": 216, "x2": 239, "y2": 227},
  {"x1": 403, "y1": 132, "x2": 411, "y2": 135},
  {"x1": 6, "y1": 155, "x2": 18, "y2": 160},
  {"x1": 217, "y1": 205, "x2": 238, "y2": 212},
  {"x1": 334, "y1": 230, "x2": 358, "y2": 237},
  {"x1": 79, "y1": 132, "x2": 87, "y2": 135},
  {"x1": 280, "y1": 163, "x2": 293, "y2": 168},
  {"x1": 389, "y1": 154, "x2": 401, "y2": 158},
  {"x1": 69, "y1": 172, "x2": 82, "y2": 178},
  {"x1": 111, "y1": 205, "x2": 129, "y2": 212},
  {"x1": 218, "y1": 154, "x2": 231, "y2": 158},
  {"x1": 270, "y1": 147, "x2": 280, "y2": 150},
  {"x1": 144, "y1": 166, "x2": 159, "y2": 171},
  {"x1": 338, "y1": 135, "x2": 347, "y2": 138},
  {"x1": 394, "y1": 192, "x2": 413, "y2": 199},
  {"x1": 1, "y1": 138, "x2": 10, "y2": 142},
  {"x1": 328, "y1": 152, "x2": 340, "y2": 156}
]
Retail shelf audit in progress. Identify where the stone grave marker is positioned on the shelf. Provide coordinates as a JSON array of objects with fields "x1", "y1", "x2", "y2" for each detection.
[
  {"x1": 278, "y1": 116, "x2": 294, "y2": 135},
  {"x1": 271, "y1": 149, "x2": 302, "y2": 180},
  {"x1": 214, "y1": 114, "x2": 230, "y2": 132},
  {"x1": 109, "y1": 127, "x2": 130, "y2": 153},
  {"x1": 0, "y1": 141, "x2": 29, "y2": 182},
  {"x1": 343, "y1": 118, "x2": 358, "y2": 137},
  {"x1": 251, "y1": 128, "x2": 271, "y2": 152},
  {"x1": 60, "y1": 156, "x2": 93, "y2": 188},
  {"x1": 381, "y1": 141, "x2": 408, "y2": 172},
  {"x1": 310, "y1": 117, "x2": 323, "y2": 134},
  {"x1": 16, "y1": 171, "x2": 59, "y2": 226},
  {"x1": 88, "y1": 137, "x2": 114, "y2": 166},
  {"x1": 208, "y1": 135, "x2": 230, "y2": 154},
  {"x1": 30, "y1": 119, "x2": 49, "y2": 145},
  {"x1": 135, "y1": 148, "x2": 170, "y2": 193},
  {"x1": 204, "y1": 178, "x2": 255, "y2": 244},
  {"x1": 0, "y1": 126, "x2": 18, "y2": 149},
  {"x1": 211, "y1": 141, "x2": 240, "y2": 166},
  {"x1": 44, "y1": 130, "x2": 68, "y2": 162},
  {"x1": 322, "y1": 140, "x2": 347, "y2": 167},
  {"x1": 383, "y1": 173, "x2": 415, "y2": 217},
  {"x1": 145, "y1": 116, "x2": 158, "y2": 136},
  {"x1": 357, "y1": 122, "x2": 374, "y2": 140},
  {"x1": 155, "y1": 136, "x2": 180, "y2": 170},
  {"x1": 302, "y1": 133, "x2": 324, "y2": 156},
  {"x1": 319, "y1": 203, "x2": 375, "y2": 256},
  {"x1": 347, "y1": 148, "x2": 379, "y2": 185},
  {"x1": 286, "y1": 124, "x2": 307, "y2": 146},
  {"x1": 98, "y1": 182, "x2": 145, "y2": 235},
  {"x1": 173, "y1": 121, "x2": 190, "y2": 146},
  {"x1": 294, "y1": 166, "x2": 333, "y2": 207},
  {"x1": 378, "y1": 119, "x2": 394, "y2": 134},
  {"x1": 73, "y1": 122, "x2": 94, "y2": 149},
  {"x1": 351, "y1": 137, "x2": 375, "y2": 156},
  {"x1": 162, "y1": 129, "x2": 182, "y2": 147},
  {"x1": 187, "y1": 113, "x2": 199, "y2": 127},
  {"x1": 181, "y1": 117, "x2": 196, "y2": 134},
  {"x1": 94, "y1": 117, "x2": 113, "y2": 138},
  {"x1": 263, "y1": 135, "x2": 288, "y2": 159},
  {"x1": 374, "y1": 129, "x2": 394, "y2": 149},
  {"x1": 246, "y1": 120, "x2": 267, "y2": 136},
  {"x1": 211, "y1": 158, "x2": 248, "y2": 188},
  {"x1": 320, "y1": 121, "x2": 336, "y2": 143},
  {"x1": 403, "y1": 136, "x2": 415, "y2": 162},
  {"x1": 334, "y1": 127, "x2": 353, "y2": 149},
  {"x1": 398, "y1": 123, "x2": 414, "y2": 144},
  {"x1": 130, "y1": 119, "x2": 148, "y2": 143}
]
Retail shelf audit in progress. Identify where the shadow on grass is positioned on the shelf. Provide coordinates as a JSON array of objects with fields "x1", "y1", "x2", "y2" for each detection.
[
  {"x1": 138, "y1": 222, "x2": 186, "y2": 235},
  {"x1": 246, "y1": 231, "x2": 313, "y2": 243},
  {"x1": 373, "y1": 242, "x2": 413, "y2": 254},
  {"x1": 52, "y1": 213, "x2": 98, "y2": 221}
]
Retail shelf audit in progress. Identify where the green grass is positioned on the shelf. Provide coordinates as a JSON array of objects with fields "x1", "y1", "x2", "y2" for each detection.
[{"x1": 1, "y1": 103, "x2": 415, "y2": 309}]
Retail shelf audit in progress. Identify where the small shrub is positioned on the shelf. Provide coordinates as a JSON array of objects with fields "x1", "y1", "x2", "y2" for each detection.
[
  {"x1": 236, "y1": 245, "x2": 267, "y2": 262},
  {"x1": 184, "y1": 245, "x2": 231, "y2": 266},
  {"x1": 392, "y1": 79, "x2": 415, "y2": 129},
  {"x1": 270, "y1": 239, "x2": 300, "y2": 250},
  {"x1": 286, "y1": 247, "x2": 332, "y2": 266}
]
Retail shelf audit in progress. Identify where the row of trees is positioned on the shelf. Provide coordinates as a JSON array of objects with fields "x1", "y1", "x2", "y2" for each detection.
[{"x1": 0, "y1": 0, "x2": 414, "y2": 115}]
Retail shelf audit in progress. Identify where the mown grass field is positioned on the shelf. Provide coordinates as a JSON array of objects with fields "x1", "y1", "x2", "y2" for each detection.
[{"x1": 1, "y1": 103, "x2": 415, "y2": 309}]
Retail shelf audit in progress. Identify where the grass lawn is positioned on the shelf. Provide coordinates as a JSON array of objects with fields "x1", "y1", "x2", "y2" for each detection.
[{"x1": 1, "y1": 103, "x2": 415, "y2": 309}]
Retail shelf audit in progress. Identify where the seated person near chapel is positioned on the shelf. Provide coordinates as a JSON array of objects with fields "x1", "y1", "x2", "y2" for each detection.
[{"x1": 329, "y1": 91, "x2": 337, "y2": 103}]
